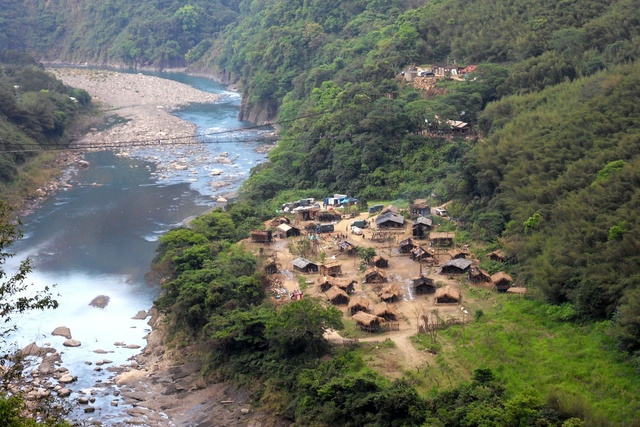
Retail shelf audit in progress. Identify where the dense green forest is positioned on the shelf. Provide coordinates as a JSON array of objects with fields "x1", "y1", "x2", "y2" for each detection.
[
  {"x1": 1, "y1": 0, "x2": 640, "y2": 424},
  {"x1": 0, "y1": 51, "x2": 91, "y2": 189}
]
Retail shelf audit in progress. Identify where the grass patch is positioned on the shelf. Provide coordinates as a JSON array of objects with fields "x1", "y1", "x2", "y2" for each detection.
[{"x1": 427, "y1": 296, "x2": 640, "y2": 425}]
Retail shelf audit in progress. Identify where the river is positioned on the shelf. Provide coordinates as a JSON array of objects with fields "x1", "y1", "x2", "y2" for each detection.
[{"x1": 6, "y1": 72, "x2": 270, "y2": 424}]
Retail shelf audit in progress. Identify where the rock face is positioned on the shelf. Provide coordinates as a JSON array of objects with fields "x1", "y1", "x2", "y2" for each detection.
[
  {"x1": 52, "y1": 326, "x2": 72, "y2": 339},
  {"x1": 238, "y1": 94, "x2": 278, "y2": 124},
  {"x1": 132, "y1": 310, "x2": 149, "y2": 320}
]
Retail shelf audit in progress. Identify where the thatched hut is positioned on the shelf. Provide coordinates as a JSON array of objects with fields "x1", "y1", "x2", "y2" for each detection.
[
  {"x1": 372, "y1": 255, "x2": 389, "y2": 268},
  {"x1": 411, "y1": 246, "x2": 434, "y2": 261},
  {"x1": 325, "y1": 286, "x2": 350, "y2": 305},
  {"x1": 372, "y1": 302, "x2": 398, "y2": 321},
  {"x1": 317, "y1": 210, "x2": 342, "y2": 223},
  {"x1": 434, "y1": 285, "x2": 461, "y2": 304},
  {"x1": 348, "y1": 296, "x2": 372, "y2": 315},
  {"x1": 292, "y1": 257, "x2": 318, "y2": 273},
  {"x1": 429, "y1": 232, "x2": 455, "y2": 247},
  {"x1": 319, "y1": 277, "x2": 356, "y2": 294},
  {"x1": 506, "y1": 287, "x2": 527, "y2": 296},
  {"x1": 468, "y1": 267, "x2": 491, "y2": 284},
  {"x1": 413, "y1": 275, "x2": 436, "y2": 294},
  {"x1": 250, "y1": 230, "x2": 273, "y2": 243},
  {"x1": 319, "y1": 260, "x2": 342, "y2": 277},
  {"x1": 378, "y1": 284, "x2": 401, "y2": 302},
  {"x1": 334, "y1": 278, "x2": 357, "y2": 294},
  {"x1": 440, "y1": 258, "x2": 473, "y2": 275},
  {"x1": 410, "y1": 200, "x2": 431, "y2": 217},
  {"x1": 492, "y1": 272, "x2": 513, "y2": 292},
  {"x1": 365, "y1": 267, "x2": 387, "y2": 284},
  {"x1": 352, "y1": 311, "x2": 385, "y2": 332},
  {"x1": 399, "y1": 238, "x2": 416, "y2": 254},
  {"x1": 488, "y1": 249, "x2": 506, "y2": 262},
  {"x1": 448, "y1": 248, "x2": 469, "y2": 260}
]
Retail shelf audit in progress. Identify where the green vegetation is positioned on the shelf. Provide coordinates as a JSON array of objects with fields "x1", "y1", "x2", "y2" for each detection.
[
  {"x1": 0, "y1": 50, "x2": 93, "y2": 206},
  {"x1": 2, "y1": 0, "x2": 640, "y2": 424}
]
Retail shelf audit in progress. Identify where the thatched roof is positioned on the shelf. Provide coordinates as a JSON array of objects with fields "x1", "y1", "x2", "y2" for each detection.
[
  {"x1": 352, "y1": 311, "x2": 384, "y2": 327},
  {"x1": 333, "y1": 278, "x2": 357, "y2": 292},
  {"x1": 434, "y1": 285, "x2": 460, "y2": 302},
  {"x1": 365, "y1": 267, "x2": 387, "y2": 283},
  {"x1": 507, "y1": 287, "x2": 527, "y2": 295},
  {"x1": 430, "y1": 232, "x2": 456, "y2": 240},
  {"x1": 448, "y1": 248, "x2": 469, "y2": 259},
  {"x1": 348, "y1": 295, "x2": 371, "y2": 312},
  {"x1": 488, "y1": 249, "x2": 506, "y2": 261},
  {"x1": 378, "y1": 284, "x2": 401, "y2": 301},
  {"x1": 372, "y1": 302, "x2": 398, "y2": 320},
  {"x1": 325, "y1": 286, "x2": 350, "y2": 303},
  {"x1": 491, "y1": 272, "x2": 513, "y2": 284},
  {"x1": 380, "y1": 205, "x2": 399, "y2": 215},
  {"x1": 469, "y1": 267, "x2": 491, "y2": 282}
]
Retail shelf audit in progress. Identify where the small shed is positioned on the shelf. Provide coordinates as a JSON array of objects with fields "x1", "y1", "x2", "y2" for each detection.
[
  {"x1": 325, "y1": 286, "x2": 350, "y2": 305},
  {"x1": 277, "y1": 223, "x2": 301, "y2": 238},
  {"x1": 352, "y1": 311, "x2": 384, "y2": 332},
  {"x1": 372, "y1": 302, "x2": 398, "y2": 321},
  {"x1": 365, "y1": 267, "x2": 387, "y2": 284},
  {"x1": 411, "y1": 246, "x2": 434, "y2": 262},
  {"x1": 434, "y1": 285, "x2": 461, "y2": 304},
  {"x1": 488, "y1": 249, "x2": 506, "y2": 262},
  {"x1": 294, "y1": 207, "x2": 319, "y2": 221},
  {"x1": 441, "y1": 258, "x2": 473, "y2": 274},
  {"x1": 292, "y1": 257, "x2": 318, "y2": 274},
  {"x1": 376, "y1": 212, "x2": 405, "y2": 229},
  {"x1": 492, "y1": 272, "x2": 513, "y2": 292},
  {"x1": 410, "y1": 200, "x2": 431, "y2": 217},
  {"x1": 348, "y1": 296, "x2": 372, "y2": 315},
  {"x1": 264, "y1": 261, "x2": 279, "y2": 275},
  {"x1": 399, "y1": 238, "x2": 417, "y2": 254},
  {"x1": 250, "y1": 230, "x2": 273, "y2": 243},
  {"x1": 430, "y1": 232, "x2": 455, "y2": 247},
  {"x1": 320, "y1": 261, "x2": 342, "y2": 277},
  {"x1": 448, "y1": 248, "x2": 470, "y2": 260},
  {"x1": 339, "y1": 241, "x2": 358, "y2": 256},
  {"x1": 378, "y1": 284, "x2": 401, "y2": 302},
  {"x1": 413, "y1": 275, "x2": 436, "y2": 294},
  {"x1": 412, "y1": 217, "x2": 433, "y2": 238},
  {"x1": 468, "y1": 267, "x2": 491, "y2": 284},
  {"x1": 372, "y1": 255, "x2": 389, "y2": 268}
]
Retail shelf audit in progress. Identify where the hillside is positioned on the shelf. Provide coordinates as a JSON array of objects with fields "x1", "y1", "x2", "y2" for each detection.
[{"x1": 1, "y1": 0, "x2": 640, "y2": 425}]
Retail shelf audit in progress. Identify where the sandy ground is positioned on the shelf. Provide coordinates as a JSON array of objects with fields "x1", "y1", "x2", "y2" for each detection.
[
  {"x1": 244, "y1": 210, "x2": 474, "y2": 377},
  {"x1": 50, "y1": 68, "x2": 220, "y2": 149}
]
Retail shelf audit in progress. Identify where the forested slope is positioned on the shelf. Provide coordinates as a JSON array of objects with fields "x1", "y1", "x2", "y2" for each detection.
[
  {"x1": 461, "y1": 62, "x2": 640, "y2": 350},
  {"x1": 0, "y1": 51, "x2": 91, "y2": 189}
]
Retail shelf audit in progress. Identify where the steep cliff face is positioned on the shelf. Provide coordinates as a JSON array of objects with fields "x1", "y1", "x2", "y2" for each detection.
[{"x1": 238, "y1": 94, "x2": 278, "y2": 124}]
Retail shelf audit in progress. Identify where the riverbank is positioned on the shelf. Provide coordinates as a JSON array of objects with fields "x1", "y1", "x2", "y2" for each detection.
[{"x1": 49, "y1": 68, "x2": 221, "y2": 149}]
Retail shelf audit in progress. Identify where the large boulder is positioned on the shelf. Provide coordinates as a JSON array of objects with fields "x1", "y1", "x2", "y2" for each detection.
[
  {"x1": 52, "y1": 326, "x2": 72, "y2": 339},
  {"x1": 63, "y1": 339, "x2": 82, "y2": 348}
]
